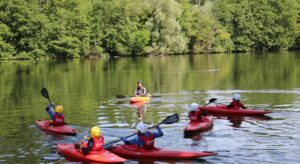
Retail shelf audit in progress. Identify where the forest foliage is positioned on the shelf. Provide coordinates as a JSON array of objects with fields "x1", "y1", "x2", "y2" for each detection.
[{"x1": 0, "y1": 0, "x2": 299, "y2": 59}]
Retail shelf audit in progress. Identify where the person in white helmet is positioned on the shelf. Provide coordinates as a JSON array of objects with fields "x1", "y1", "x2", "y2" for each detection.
[
  {"x1": 227, "y1": 93, "x2": 246, "y2": 109},
  {"x1": 188, "y1": 103, "x2": 208, "y2": 122},
  {"x1": 121, "y1": 122, "x2": 163, "y2": 150}
]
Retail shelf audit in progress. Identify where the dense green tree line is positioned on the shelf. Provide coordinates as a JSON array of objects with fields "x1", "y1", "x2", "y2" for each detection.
[{"x1": 0, "y1": 0, "x2": 299, "y2": 59}]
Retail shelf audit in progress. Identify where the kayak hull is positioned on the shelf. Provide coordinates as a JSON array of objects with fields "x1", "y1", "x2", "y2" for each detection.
[
  {"x1": 201, "y1": 105, "x2": 272, "y2": 116},
  {"x1": 108, "y1": 144, "x2": 216, "y2": 160},
  {"x1": 129, "y1": 96, "x2": 150, "y2": 104},
  {"x1": 184, "y1": 116, "x2": 213, "y2": 132},
  {"x1": 35, "y1": 120, "x2": 76, "y2": 135},
  {"x1": 57, "y1": 143, "x2": 126, "y2": 163}
]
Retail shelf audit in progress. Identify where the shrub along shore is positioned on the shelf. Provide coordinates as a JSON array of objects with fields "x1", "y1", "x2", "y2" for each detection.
[{"x1": 0, "y1": 0, "x2": 299, "y2": 59}]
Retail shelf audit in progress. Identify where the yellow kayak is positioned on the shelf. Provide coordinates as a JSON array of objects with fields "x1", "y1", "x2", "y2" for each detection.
[{"x1": 129, "y1": 96, "x2": 150, "y2": 104}]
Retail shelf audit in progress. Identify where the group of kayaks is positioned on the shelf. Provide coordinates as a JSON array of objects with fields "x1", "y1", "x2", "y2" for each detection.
[
  {"x1": 35, "y1": 95, "x2": 272, "y2": 163},
  {"x1": 183, "y1": 104, "x2": 273, "y2": 133}
]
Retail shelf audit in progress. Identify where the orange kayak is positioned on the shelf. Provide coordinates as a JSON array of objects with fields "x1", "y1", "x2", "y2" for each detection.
[{"x1": 129, "y1": 96, "x2": 150, "y2": 104}]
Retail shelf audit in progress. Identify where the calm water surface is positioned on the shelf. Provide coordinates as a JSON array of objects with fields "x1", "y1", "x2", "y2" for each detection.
[{"x1": 0, "y1": 52, "x2": 300, "y2": 163}]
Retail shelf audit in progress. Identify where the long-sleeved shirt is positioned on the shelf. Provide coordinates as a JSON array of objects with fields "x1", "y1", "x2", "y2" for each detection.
[
  {"x1": 122, "y1": 126, "x2": 163, "y2": 147},
  {"x1": 45, "y1": 104, "x2": 63, "y2": 120}
]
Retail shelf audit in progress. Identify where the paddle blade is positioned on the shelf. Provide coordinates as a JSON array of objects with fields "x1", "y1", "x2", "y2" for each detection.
[
  {"x1": 208, "y1": 98, "x2": 217, "y2": 103},
  {"x1": 160, "y1": 114, "x2": 179, "y2": 125},
  {"x1": 41, "y1": 88, "x2": 49, "y2": 99}
]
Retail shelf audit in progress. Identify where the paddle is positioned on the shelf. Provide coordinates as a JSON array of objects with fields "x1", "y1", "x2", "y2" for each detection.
[
  {"x1": 41, "y1": 88, "x2": 53, "y2": 104},
  {"x1": 116, "y1": 94, "x2": 162, "y2": 99},
  {"x1": 199, "y1": 98, "x2": 217, "y2": 110},
  {"x1": 41, "y1": 88, "x2": 69, "y2": 125},
  {"x1": 104, "y1": 114, "x2": 179, "y2": 149},
  {"x1": 198, "y1": 98, "x2": 217, "y2": 115}
]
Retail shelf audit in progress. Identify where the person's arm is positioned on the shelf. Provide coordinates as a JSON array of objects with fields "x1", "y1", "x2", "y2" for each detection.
[
  {"x1": 143, "y1": 87, "x2": 147, "y2": 95},
  {"x1": 82, "y1": 138, "x2": 94, "y2": 155},
  {"x1": 198, "y1": 112, "x2": 203, "y2": 120},
  {"x1": 134, "y1": 89, "x2": 138, "y2": 96},
  {"x1": 46, "y1": 104, "x2": 54, "y2": 120},
  {"x1": 241, "y1": 103, "x2": 246, "y2": 109},
  {"x1": 227, "y1": 102, "x2": 233, "y2": 108},
  {"x1": 121, "y1": 136, "x2": 140, "y2": 145},
  {"x1": 153, "y1": 126, "x2": 163, "y2": 138}
]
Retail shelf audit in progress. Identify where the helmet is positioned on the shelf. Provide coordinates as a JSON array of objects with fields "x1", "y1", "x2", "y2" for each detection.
[
  {"x1": 136, "y1": 122, "x2": 148, "y2": 133},
  {"x1": 90, "y1": 126, "x2": 102, "y2": 138},
  {"x1": 55, "y1": 105, "x2": 64, "y2": 113},
  {"x1": 190, "y1": 103, "x2": 199, "y2": 111},
  {"x1": 137, "y1": 80, "x2": 143, "y2": 84},
  {"x1": 232, "y1": 94, "x2": 241, "y2": 101}
]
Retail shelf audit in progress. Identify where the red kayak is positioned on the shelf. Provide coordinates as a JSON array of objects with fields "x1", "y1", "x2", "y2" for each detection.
[
  {"x1": 108, "y1": 144, "x2": 216, "y2": 160},
  {"x1": 201, "y1": 105, "x2": 272, "y2": 116},
  {"x1": 184, "y1": 116, "x2": 213, "y2": 132},
  {"x1": 35, "y1": 120, "x2": 76, "y2": 135},
  {"x1": 57, "y1": 143, "x2": 126, "y2": 163}
]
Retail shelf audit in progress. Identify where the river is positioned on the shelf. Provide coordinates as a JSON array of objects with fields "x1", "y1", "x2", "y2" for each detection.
[{"x1": 0, "y1": 51, "x2": 300, "y2": 163}]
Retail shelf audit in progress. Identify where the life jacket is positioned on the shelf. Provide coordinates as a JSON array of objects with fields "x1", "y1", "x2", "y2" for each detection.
[
  {"x1": 230, "y1": 100, "x2": 243, "y2": 109},
  {"x1": 51, "y1": 113, "x2": 64, "y2": 126},
  {"x1": 140, "y1": 133, "x2": 155, "y2": 149},
  {"x1": 189, "y1": 111, "x2": 201, "y2": 122},
  {"x1": 91, "y1": 136, "x2": 104, "y2": 151}
]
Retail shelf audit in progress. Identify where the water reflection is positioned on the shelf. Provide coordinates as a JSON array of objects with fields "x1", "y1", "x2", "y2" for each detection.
[{"x1": 0, "y1": 52, "x2": 300, "y2": 163}]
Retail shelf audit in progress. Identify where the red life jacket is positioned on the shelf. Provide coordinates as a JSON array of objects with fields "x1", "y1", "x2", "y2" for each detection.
[
  {"x1": 51, "y1": 113, "x2": 64, "y2": 126},
  {"x1": 189, "y1": 111, "x2": 201, "y2": 122},
  {"x1": 91, "y1": 136, "x2": 104, "y2": 151},
  {"x1": 140, "y1": 133, "x2": 155, "y2": 149},
  {"x1": 230, "y1": 100, "x2": 243, "y2": 109}
]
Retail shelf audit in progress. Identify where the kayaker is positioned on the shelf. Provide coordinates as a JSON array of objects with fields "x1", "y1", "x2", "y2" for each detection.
[
  {"x1": 135, "y1": 80, "x2": 151, "y2": 97},
  {"x1": 188, "y1": 103, "x2": 208, "y2": 122},
  {"x1": 76, "y1": 126, "x2": 104, "y2": 155},
  {"x1": 46, "y1": 104, "x2": 65, "y2": 126},
  {"x1": 121, "y1": 122, "x2": 163, "y2": 150},
  {"x1": 227, "y1": 94, "x2": 246, "y2": 109}
]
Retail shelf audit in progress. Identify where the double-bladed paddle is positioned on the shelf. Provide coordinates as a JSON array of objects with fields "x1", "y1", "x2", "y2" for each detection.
[{"x1": 104, "y1": 114, "x2": 179, "y2": 149}]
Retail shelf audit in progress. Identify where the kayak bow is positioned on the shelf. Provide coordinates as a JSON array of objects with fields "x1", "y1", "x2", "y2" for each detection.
[{"x1": 57, "y1": 143, "x2": 126, "y2": 163}]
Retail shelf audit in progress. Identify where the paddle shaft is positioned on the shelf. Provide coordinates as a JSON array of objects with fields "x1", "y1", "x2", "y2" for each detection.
[{"x1": 199, "y1": 98, "x2": 217, "y2": 110}]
